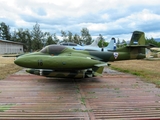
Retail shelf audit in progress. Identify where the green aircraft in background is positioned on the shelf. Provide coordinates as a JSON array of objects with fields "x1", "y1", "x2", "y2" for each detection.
[{"x1": 14, "y1": 31, "x2": 147, "y2": 78}]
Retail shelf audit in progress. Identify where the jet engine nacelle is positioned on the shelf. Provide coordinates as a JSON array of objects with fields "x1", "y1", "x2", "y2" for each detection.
[{"x1": 26, "y1": 69, "x2": 94, "y2": 79}]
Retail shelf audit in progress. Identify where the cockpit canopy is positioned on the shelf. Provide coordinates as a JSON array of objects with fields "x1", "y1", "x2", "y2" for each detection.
[
  {"x1": 60, "y1": 42, "x2": 81, "y2": 46},
  {"x1": 40, "y1": 45, "x2": 67, "y2": 55}
]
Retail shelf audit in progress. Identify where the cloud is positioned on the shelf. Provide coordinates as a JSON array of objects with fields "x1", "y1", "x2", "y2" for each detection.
[
  {"x1": 32, "y1": 7, "x2": 47, "y2": 16},
  {"x1": 1, "y1": 0, "x2": 160, "y2": 40}
]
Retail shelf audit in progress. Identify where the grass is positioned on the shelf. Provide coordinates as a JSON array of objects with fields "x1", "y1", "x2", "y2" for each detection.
[
  {"x1": 0, "y1": 104, "x2": 15, "y2": 112},
  {"x1": 109, "y1": 60, "x2": 160, "y2": 87},
  {"x1": 0, "y1": 55, "x2": 22, "y2": 80},
  {"x1": 80, "y1": 97, "x2": 86, "y2": 105}
]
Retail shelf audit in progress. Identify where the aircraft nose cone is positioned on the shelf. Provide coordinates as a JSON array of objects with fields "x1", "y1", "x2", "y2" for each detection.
[
  {"x1": 14, "y1": 57, "x2": 21, "y2": 65},
  {"x1": 14, "y1": 57, "x2": 24, "y2": 67},
  {"x1": 14, "y1": 55, "x2": 37, "y2": 68}
]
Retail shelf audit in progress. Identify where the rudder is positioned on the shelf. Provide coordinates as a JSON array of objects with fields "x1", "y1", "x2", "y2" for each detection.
[
  {"x1": 106, "y1": 37, "x2": 116, "y2": 50},
  {"x1": 129, "y1": 31, "x2": 145, "y2": 45}
]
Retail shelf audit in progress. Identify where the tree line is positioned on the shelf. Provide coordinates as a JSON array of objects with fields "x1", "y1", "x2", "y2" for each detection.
[
  {"x1": 0, "y1": 22, "x2": 107, "y2": 52},
  {"x1": 0, "y1": 22, "x2": 160, "y2": 52}
]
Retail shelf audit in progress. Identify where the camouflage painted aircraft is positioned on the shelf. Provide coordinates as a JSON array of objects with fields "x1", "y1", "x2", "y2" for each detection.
[{"x1": 14, "y1": 31, "x2": 147, "y2": 78}]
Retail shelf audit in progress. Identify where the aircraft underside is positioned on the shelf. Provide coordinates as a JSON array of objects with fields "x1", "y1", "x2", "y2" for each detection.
[{"x1": 26, "y1": 68, "x2": 100, "y2": 78}]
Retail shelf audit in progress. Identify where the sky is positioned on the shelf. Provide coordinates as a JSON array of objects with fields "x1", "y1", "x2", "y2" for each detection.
[{"x1": 1, "y1": 0, "x2": 160, "y2": 41}]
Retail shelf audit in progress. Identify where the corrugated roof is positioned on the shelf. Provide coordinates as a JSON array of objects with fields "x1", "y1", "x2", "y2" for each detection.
[{"x1": 0, "y1": 39, "x2": 23, "y2": 45}]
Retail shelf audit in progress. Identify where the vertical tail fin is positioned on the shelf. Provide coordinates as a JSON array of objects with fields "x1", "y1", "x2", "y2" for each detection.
[
  {"x1": 114, "y1": 31, "x2": 146, "y2": 59},
  {"x1": 129, "y1": 31, "x2": 145, "y2": 45},
  {"x1": 89, "y1": 39, "x2": 100, "y2": 47},
  {"x1": 129, "y1": 31, "x2": 146, "y2": 56},
  {"x1": 104, "y1": 37, "x2": 116, "y2": 51}
]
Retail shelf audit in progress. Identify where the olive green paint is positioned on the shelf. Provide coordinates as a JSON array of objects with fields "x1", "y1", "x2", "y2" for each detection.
[{"x1": 14, "y1": 31, "x2": 147, "y2": 78}]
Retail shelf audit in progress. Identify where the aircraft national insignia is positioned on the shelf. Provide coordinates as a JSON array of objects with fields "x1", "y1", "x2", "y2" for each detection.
[{"x1": 113, "y1": 52, "x2": 119, "y2": 59}]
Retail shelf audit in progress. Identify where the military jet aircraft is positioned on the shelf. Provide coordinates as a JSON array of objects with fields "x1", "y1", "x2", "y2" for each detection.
[
  {"x1": 14, "y1": 32, "x2": 146, "y2": 79},
  {"x1": 59, "y1": 37, "x2": 116, "y2": 51},
  {"x1": 83, "y1": 37, "x2": 116, "y2": 51}
]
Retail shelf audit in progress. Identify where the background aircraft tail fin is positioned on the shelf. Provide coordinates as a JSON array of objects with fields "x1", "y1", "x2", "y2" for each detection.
[
  {"x1": 105, "y1": 37, "x2": 116, "y2": 50},
  {"x1": 129, "y1": 31, "x2": 145, "y2": 45},
  {"x1": 113, "y1": 30, "x2": 147, "y2": 59},
  {"x1": 129, "y1": 31, "x2": 146, "y2": 58},
  {"x1": 89, "y1": 39, "x2": 100, "y2": 47}
]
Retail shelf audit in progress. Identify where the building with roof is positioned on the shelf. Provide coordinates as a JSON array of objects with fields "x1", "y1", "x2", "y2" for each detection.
[{"x1": 0, "y1": 39, "x2": 23, "y2": 54}]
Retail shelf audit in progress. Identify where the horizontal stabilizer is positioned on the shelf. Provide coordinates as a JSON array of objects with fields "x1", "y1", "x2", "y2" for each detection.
[
  {"x1": 126, "y1": 45, "x2": 153, "y2": 50},
  {"x1": 126, "y1": 45, "x2": 148, "y2": 48}
]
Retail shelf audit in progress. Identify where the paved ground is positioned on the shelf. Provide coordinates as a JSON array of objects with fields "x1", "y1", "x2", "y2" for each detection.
[{"x1": 0, "y1": 68, "x2": 160, "y2": 119}]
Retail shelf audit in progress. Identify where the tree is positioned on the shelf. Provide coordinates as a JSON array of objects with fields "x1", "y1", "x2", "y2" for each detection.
[
  {"x1": 45, "y1": 36, "x2": 55, "y2": 45},
  {"x1": 53, "y1": 33, "x2": 59, "y2": 44},
  {"x1": 45, "y1": 32, "x2": 56, "y2": 45},
  {"x1": 31, "y1": 22, "x2": 44, "y2": 51},
  {"x1": 0, "y1": 22, "x2": 11, "y2": 40},
  {"x1": 61, "y1": 30, "x2": 67, "y2": 42},
  {"x1": 11, "y1": 30, "x2": 17, "y2": 41},
  {"x1": 97, "y1": 34, "x2": 108, "y2": 47},
  {"x1": 117, "y1": 38, "x2": 121, "y2": 48},
  {"x1": 146, "y1": 37, "x2": 160, "y2": 47},
  {"x1": 73, "y1": 33, "x2": 81, "y2": 44},
  {"x1": 12, "y1": 28, "x2": 32, "y2": 52},
  {"x1": 67, "y1": 31, "x2": 73, "y2": 42},
  {"x1": 122, "y1": 39, "x2": 127, "y2": 47},
  {"x1": 25, "y1": 29, "x2": 32, "y2": 52},
  {"x1": 81, "y1": 28, "x2": 92, "y2": 45}
]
